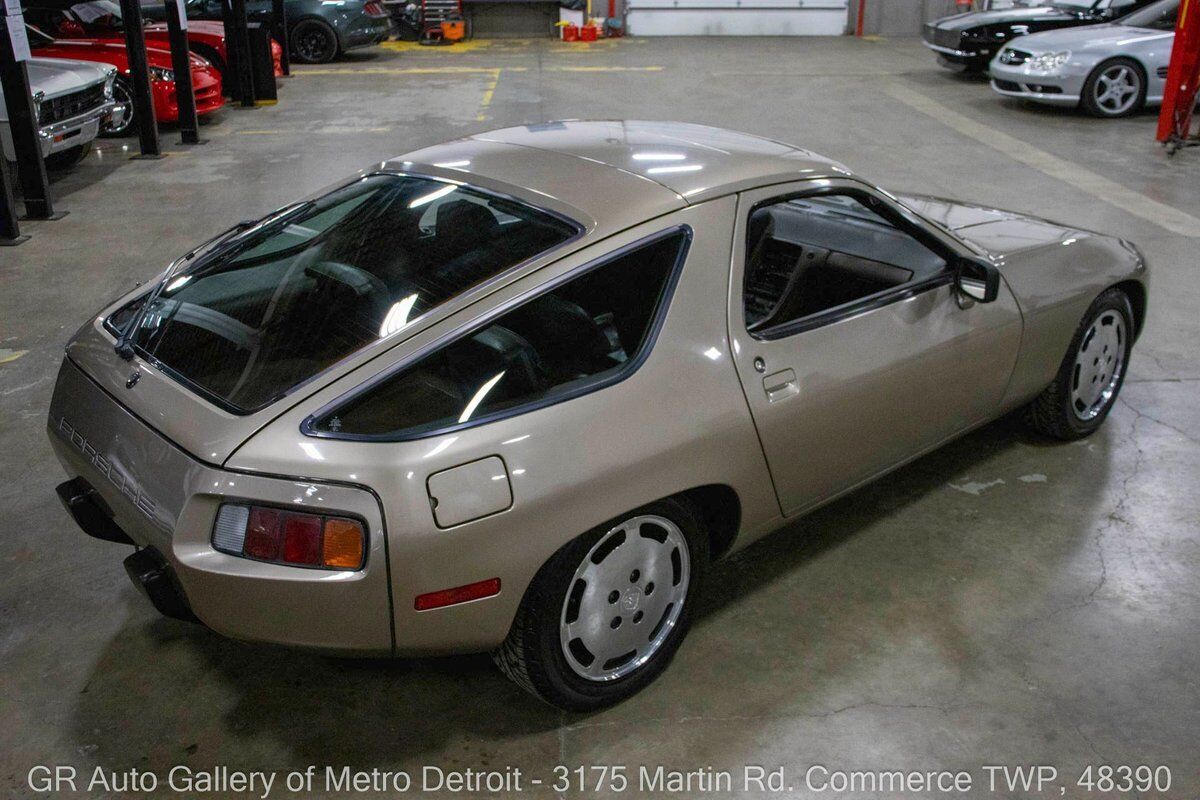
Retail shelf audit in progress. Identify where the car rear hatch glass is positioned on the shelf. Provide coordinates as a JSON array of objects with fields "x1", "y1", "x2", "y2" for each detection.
[{"x1": 109, "y1": 173, "x2": 580, "y2": 415}]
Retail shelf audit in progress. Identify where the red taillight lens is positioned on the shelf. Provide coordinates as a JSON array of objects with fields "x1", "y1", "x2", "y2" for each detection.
[
  {"x1": 243, "y1": 507, "x2": 282, "y2": 560},
  {"x1": 282, "y1": 513, "x2": 322, "y2": 565},
  {"x1": 364, "y1": 1, "x2": 386, "y2": 16},
  {"x1": 213, "y1": 504, "x2": 365, "y2": 570},
  {"x1": 414, "y1": 578, "x2": 501, "y2": 611}
]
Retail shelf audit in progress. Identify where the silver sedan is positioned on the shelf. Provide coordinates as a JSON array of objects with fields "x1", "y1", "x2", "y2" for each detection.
[{"x1": 989, "y1": 0, "x2": 1177, "y2": 117}]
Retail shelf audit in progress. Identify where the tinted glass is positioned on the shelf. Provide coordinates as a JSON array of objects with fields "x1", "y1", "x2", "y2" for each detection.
[
  {"x1": 313, "y1": 230, "x2": 688, "y2": 439},
  {"x1": 1118, "y1": 0, "x2": 1176, "y2": 27},
  {"x1": 121, "y1": 175, "x2": 578, "y2": 412},
  {"x1": 62, "y1": 1, "x2": 125, "y2": 33},
  {"x1": 744, "y1": 194, "x2": 945, "y2": 332}
]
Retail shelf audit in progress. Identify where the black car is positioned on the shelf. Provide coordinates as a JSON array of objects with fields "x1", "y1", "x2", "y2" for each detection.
[
  {"x1": 140, "y1": 0, "x2": 393, "y2": 64},
  {"x1": 922, "y1": 0, "x2": 1161, "y2": 72}
]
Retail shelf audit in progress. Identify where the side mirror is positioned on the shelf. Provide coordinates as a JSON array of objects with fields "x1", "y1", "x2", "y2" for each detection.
[{"x1": 956, "y1": 257, "x2": 1001, "y2": 304}]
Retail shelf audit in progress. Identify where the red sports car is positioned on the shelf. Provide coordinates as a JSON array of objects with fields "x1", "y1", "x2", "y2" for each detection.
[
  {"x1": 28, "y1": 24, "x2": 223, "y2": 137},
  {"x1": 22, "y1": 0, "x2": 284, "y2": 80}
]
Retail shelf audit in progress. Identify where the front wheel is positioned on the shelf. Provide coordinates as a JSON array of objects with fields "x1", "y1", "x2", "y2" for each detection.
[
  {"x1": 44, "y1": 142, "x2": 92, "y2": 170},
  {"x1": 494, "y1": 497, "x2": 709, "y2": 711},
  {"x1": 1081, "y1": 58, "x2": 1146, "y2": 118},
  {"x1": 291, "y1": 19, "x2": 339, "y2": 64},
  {"x1": 1024, "y1": 287, "x2": 1134, "y2": 440},
  {"x1": 101, "y1": 77, "x2": 136, "y2": 138}
]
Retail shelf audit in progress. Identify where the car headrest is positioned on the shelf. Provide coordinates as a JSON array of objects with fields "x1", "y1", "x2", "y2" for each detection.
[{"x1": 434, "y1": 200, "x2": 499, "y2": 258}]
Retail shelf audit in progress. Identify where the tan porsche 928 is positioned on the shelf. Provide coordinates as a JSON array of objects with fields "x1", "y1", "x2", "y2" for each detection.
[{"x1": 49, "y1": 121, "x2": 1147, "y2": 709}]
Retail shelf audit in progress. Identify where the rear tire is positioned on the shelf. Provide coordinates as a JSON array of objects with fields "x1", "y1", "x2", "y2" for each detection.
[
  {"x1": 494, "y1": 497, "x2": 709, "y2": 711},
  {"x1": 291, "y1": 19, "x2": 339, "y2": 64},
  {"x1": 1024, "y1": 287, "x2": 1134, "y2": 440}
]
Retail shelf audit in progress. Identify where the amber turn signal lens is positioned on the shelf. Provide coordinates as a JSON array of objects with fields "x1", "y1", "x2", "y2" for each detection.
[{"x1": 322, "y1": 518, "x2": 365, "y2": 569}]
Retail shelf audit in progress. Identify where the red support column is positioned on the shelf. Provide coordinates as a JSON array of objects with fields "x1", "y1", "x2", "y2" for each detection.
[{"x1": 1157, "y1": 0, "x2": 1200, "y2": 150}]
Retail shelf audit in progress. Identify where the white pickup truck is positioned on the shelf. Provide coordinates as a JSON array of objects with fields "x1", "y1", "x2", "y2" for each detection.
[{"x1": 1, "y1": 56, "x2": 123, "y2": 170}]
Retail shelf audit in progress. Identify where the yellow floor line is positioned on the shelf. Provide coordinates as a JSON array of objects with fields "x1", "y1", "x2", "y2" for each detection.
[
  {"x1": 546, "y1": 66, "x2": 662, "y2": 72},
  {"x1": 477, "y1": 68, "x2": 501, "y2": 122},
  {"x1": 0, "y1": 349, "x2": 28, "y2": 365},
  {"x1": 885, "y1": 83, "x2": 1200, "y2": 238},
  {"x1": 293, "y1": 66, "x2": 528, "y2": 75},
  {"x1": 293, "y1": 65, "x2": 661, "y2": 76}
]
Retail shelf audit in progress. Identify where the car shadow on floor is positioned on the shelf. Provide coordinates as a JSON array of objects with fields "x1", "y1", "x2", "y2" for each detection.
[{"x1": 68, "y1": 411, "x2": 1111, "y2": 769}]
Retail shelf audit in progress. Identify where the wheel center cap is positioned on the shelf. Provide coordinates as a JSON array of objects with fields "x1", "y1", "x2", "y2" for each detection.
[{"x1": 621, "y1": 588, "x2": 642, "y2": 612}]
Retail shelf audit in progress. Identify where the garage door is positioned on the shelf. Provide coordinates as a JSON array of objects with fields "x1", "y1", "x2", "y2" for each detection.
[{"x1": 627, "y1": 0, "x2": 849, "y2": 36}]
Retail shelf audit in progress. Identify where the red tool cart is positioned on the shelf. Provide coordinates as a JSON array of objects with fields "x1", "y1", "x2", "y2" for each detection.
[{"x1": 419, "y1": 0, "x2": 465, "y2": 43}]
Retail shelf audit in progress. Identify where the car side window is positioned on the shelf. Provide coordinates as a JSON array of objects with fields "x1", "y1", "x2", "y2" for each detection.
[
  {"x1": 1145, "y1": 6, "x2": 1176, "y2": 28},
  {"x1": 311, "y1": 229, "x2": 689, "y2": 439},
  {"x1": 742, "y1": 193, "x2": 947, "y2": 335},
  {"x1": 1119, "y1": 1, "x2": 1177, "y2": 28}
]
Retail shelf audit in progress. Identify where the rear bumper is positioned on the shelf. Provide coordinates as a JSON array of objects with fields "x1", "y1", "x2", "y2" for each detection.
[
  {"x1": 342, "y1": 14, "x2": 394, "y2": 49},
  {"x1": 47, "y1": 357, "x2": 393, "y2": 654}
]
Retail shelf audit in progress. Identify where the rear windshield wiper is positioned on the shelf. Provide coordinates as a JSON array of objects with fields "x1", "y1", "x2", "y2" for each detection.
[
  {"x1": 114, "y1": 202, "x2": 314, "y2": 360},
  {"x1": 113, "y1": 219, "x2": 255, "y2": 360}
]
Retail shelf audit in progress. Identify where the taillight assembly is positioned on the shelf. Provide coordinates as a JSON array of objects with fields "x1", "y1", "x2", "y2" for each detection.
[
  {"x1": 364, "y1": 1, "x2": 387, "y2": 16},
  {"x1": 212, "y1": 503, "x2": 365, "y2": 570}
]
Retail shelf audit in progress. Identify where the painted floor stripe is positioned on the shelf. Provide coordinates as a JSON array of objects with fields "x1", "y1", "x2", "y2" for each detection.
[
  {"x1": 546, "y1": 66, "x2": 663, "y2": 72},
  {"x1": 294, "y1": 66, "x2": 528, "y2": 75},
  {"x1": 293, "y1": 65, "x2": 662, "y2": 76},
  {"x1": 885, "y1": 83, "x2": 1200, "y2": 237},
  {"x1": 477, "y1": 68, "x2": 501, "y2": 121}
]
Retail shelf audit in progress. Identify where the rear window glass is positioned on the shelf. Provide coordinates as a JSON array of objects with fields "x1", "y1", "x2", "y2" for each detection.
[
  {"x1": 310, "y1": 229, "x2": 689, "y2": 440},
  {"x1": 117, "y1": 174, "x2": 579, "y2": 412}
]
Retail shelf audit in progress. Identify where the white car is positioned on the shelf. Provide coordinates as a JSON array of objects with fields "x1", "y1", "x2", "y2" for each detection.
[{"x1": 1, "y1": 56, "x2": 122, "y2": 170}]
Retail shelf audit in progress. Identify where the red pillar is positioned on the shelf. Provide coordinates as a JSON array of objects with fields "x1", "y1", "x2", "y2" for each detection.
[{"x1": 1157, "y1": 0, "x2": 1200, "y2": 144}]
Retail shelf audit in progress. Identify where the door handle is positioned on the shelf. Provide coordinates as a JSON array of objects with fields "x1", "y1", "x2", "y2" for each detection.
[{"x1": 763, "y1": 368, "x2": 798, "y2": 403}]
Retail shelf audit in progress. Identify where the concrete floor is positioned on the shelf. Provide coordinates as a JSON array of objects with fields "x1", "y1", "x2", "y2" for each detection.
[{"x1": 2, "y1": 35, "x2": 1198, "y2": 799}]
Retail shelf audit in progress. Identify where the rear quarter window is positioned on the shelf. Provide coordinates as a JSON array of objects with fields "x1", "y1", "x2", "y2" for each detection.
[{"x1": 309, "y1": 228, "x2": 691, "y2": 440}]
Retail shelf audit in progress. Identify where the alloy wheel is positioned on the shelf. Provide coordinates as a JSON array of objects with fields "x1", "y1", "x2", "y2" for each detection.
[
  {"x1": 559, "y1": 514, "x2": 690, "y2": 681},
  {"x1": 1093, "y1": 65, "x2": 1141, "y2": 116},
  {"x1": 1071, "y1": 310, "x2": 1126, "y2": 421},
  {"x1": 103, "y1": 80, "x2": 134, "y2": 137},
  {"x1": 294, "y1": 23, "x2": 336, "y2": 63}
]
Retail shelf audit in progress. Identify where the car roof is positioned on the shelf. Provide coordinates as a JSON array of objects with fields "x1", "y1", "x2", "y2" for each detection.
[{"x1": 388, "y1": 121, "x2": 854, "y2": 236}]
